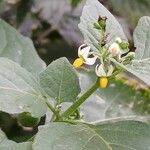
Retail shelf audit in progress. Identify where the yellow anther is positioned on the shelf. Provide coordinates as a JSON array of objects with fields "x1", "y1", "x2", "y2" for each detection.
[
  {"x1": 73, "y1": 58, "x2": 84, "y2": 68},
  {"x1": 99, "y1": 77, "x2": 108, "y2": 88}
]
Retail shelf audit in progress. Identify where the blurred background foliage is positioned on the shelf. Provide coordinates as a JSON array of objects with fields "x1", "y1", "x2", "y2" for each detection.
[
  {"x1": 0, "y1": 0, "x2": 150, "y2": 62},
  {"x1": 1, "y1": 0, "x2": 150, "y2": 64},
  {"x1": 0, "y1": 0, "x2": 150, "y2": 142}
]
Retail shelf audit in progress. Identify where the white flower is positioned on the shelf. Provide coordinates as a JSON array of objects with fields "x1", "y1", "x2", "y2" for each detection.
[
  {"x1": 73, "y1": 44, "x2": 97, "y2": 68},
  {"x1": 95, "y1": 64, "x2": 114, "y2": 88},
  {"x1": 95, "y1": 64, "x2": 114, "y2": 77},
  {"x1": 95, "y1": 64, "x2": 106, "y2": 77},
  {"x1": 108, "y1": 42, "x2": 121, "y2": 57}
]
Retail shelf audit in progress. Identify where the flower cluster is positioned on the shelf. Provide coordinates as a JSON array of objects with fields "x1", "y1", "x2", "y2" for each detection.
[
  {"x1": 73, "y1": 16, "x2": 135, "y2": 88},
  {"x1": 73, "y1": 37, "x2": 134, "y2": 88}
]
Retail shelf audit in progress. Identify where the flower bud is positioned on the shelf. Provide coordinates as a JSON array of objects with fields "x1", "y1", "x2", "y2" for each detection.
[
  {"x1": 93, "y1": 23, "x2": 102, "y2": 30},
  {"x1": 122, "y1": 52, "x2": 135, "y2": 65},
  {"x1": 108, "y1": 43, "x2": 121, "y2": 57},
  {"x1": 119, "y1": 41, "x2": 129, "y2": 50},
  {"x1": 98, "y1": 16, "x2": 107, "y2": 31}
]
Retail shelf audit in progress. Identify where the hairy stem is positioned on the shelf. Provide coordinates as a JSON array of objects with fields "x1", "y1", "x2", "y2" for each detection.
[
  {"x1": 46, "y1": 100, "x2": 61, "y2": 120},
  {"x1": 60, "y1": 79, "x2": 99, "y2": 119}
]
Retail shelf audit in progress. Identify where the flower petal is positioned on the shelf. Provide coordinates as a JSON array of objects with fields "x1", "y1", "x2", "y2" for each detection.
[
  {"x1": 115, "y1": 37, "x2": 122, "y2": 43},
  {"x1": 107, "y1": 65, "x2": 114, "y2": 76},
  {"x1": 95, "y1": 64, "x2": 106, "y2": 77},
  {"x1": 85, "y1": 56, "x2": 97, "y2": 65},
  {"x1": 108, "y1": 42, "x2": 120, "y2": 56},
  {"x1": 78, "y1": 44, "x2": 91, "y2": 60}
]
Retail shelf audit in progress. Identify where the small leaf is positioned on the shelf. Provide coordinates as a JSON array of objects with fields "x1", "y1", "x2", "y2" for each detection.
[
  {"x1": 0, "y1": 57, "x2": 47, "y2": 117},
  {"x1": 33, "y1": 120, "x2": 150, "y2": 150},
  {"x1": 39, "y1": 57, "x2": 80, "y2": 104},
  {"x1": 0, "y1": 19, "x2": 46, "y2": 75},
  {"x1": 0, "y1": 129, "x2": 32, "y2": 150},
  {"x1": 133, "y1": 16, "x2": 150, "y2": 59},
  {"x1": 78, "y1": 0, "x2": 127, "y2": 52}
]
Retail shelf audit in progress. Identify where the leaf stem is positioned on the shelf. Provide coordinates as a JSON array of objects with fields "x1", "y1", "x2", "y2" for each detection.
[
  {"x1": 60, "y1": 79, "x2": 99, "y2": 119},
  {"x1": 45, "y1": 100, "x2": 61, "y2": 120}
]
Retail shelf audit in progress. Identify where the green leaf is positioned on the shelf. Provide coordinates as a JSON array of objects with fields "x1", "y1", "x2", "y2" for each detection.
[
  {"x1": 111, "y1": 57, "x2": 150, "y2": 87},
  {"x1": 111, "y1": 17, "x2": 150, "y2": 86},
  {"x1": 0, "y1": 19, "x2": 46, "y2": 75},
  {"x1": 39, "y1": 57, "x2": 80, "y2": 104},
  {"x1": 126, "y1": 59, "x2": 150, "y2": 86},
  {"x1": 33, "y1": 122, "x2": 111, "y2": 150},
  {"x1": 91, "y1": 120, "x2": 150, "y2": 150},
  {"x1": 78, "y1": 0, "x2": 127, "y2": 52},
  {"x1": 17, "y1": 112, "x2": 40, "y2": 127},
  {"x1": 78, "y1": 70, "x2": 150, "y2": 121},
  {"x1": 120, "y1": 16, "x2": 150, "y2": 86},
  {"x1": 0, "y1": 57, "x2": 47, "y2": 117},
  {"x1": 133, "y1": 16, "x2": 150, "y2": 59},
  {"x1": 33, "y1": 120, "x2": 150, "y2": 150},
  {"x1": 0, "y1": 129, "x2": 32, "y2": 150}
]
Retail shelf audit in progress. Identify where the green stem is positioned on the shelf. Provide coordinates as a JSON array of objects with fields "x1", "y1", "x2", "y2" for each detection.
[
  {"x1": 60, "y1": 79, "x2": 99, "y2": 119},
  {"x1": 46, "y1": 100, "x2": 61, "y2": 120}
]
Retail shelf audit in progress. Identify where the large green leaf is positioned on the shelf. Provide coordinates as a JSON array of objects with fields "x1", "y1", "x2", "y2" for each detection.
[
  {"x1": 39, "y1": 57, "x2": 80, "y2": 104},
  {"x1": 0, "y1": 57, "x2": 47, "y2": 117},
  {"x1": 0, "y1": 19, "x2": 46, "y2": 75},
  {"x1": 91, "y1": 120, "x2": 150, "y2": 150},
  {"x1": 126, "y1": 59, "x2": 150, "y2": 86},
  {"x1": 125, "y1": 17, "x2": 150, "y2": 86},
  {"x1": 33, "y1": 123, "x2": 111, "y2": 150},
  {"x1": 111, "y1": 17, "x2": 150, "y2": 86},
  {"x1": 33, "y1": 120, "x2": 150, "y2": 150},
  {"x1": 112, "y1": 57, "x2": 150, "y2": 86},
  {"x1": 0, "y1": 129, "x2": 32, "y2": 150},
  {"x1": 133, "y1": 16, "x2": 150, "y2": 59},
  {"x1": 78, "y1": 70, "x2": 150, "y2": 122},
  {"x1": 78, "y1": 0, "x2": 127, "y2": 52}
]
